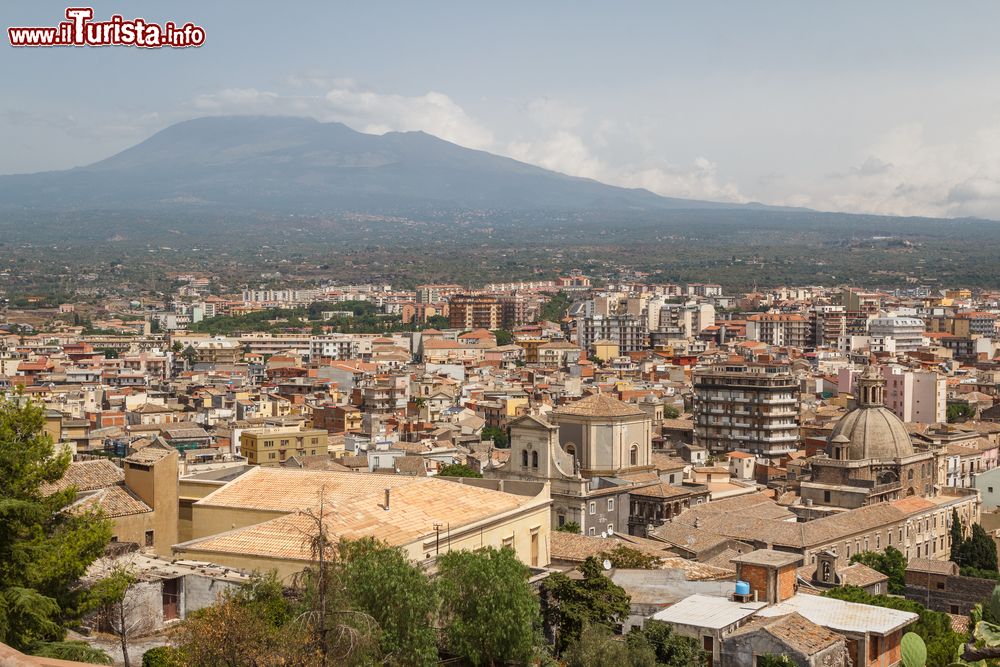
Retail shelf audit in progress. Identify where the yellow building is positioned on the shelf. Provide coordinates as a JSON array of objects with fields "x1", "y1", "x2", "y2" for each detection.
[
  {"x1": 591, "y1": 339, "x2": 620, "y2": 362},
  {"x1": 173, "y1": 467, "x2": 551, "y2": 578},
  {"x1": 45, "y1": 444, "x2": 179, "y2": 557},
  {"x1": 240, "y1": 426, "x2": 328, "y2": 466}
]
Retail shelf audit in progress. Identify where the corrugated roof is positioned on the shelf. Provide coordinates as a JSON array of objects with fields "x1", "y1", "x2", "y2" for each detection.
[{"x1": 757, "y1": 593, "x2": 917, "y2": 636}]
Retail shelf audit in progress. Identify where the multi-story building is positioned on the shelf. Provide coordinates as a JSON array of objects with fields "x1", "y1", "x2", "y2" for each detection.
[
  {"x1": 575, "y1": 314, "x2": 647, "y2": 354},
  {"x1": 868, "y1": 317, "x2": 925, "y2": 352},
  {"x1": 837, "y1": 365, "x2": 946, "y2": 424},
  {"x1": 309, "y1": 335, "x2": 373, "y2": 361},
  {"x1": 746, "y1": 313, "x2": 810, "y2": 348},
  {"x1": 449, "y1": 294, "x2": 502, "y2": 330},
  {"x1": 810, "y1": 306, "x2": 847, "y2": 348},
  {"x1": 240, "y1": 425, "x2": 328, "y2": 466},
  {"x1": 693, "y1": 363, "x2": 800, "y2": 458}
]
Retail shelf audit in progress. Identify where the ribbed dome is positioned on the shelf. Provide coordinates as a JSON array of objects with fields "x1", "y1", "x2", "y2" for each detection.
[{"x1": 828, "y1": 406, "x2": 913, "y2": 460}]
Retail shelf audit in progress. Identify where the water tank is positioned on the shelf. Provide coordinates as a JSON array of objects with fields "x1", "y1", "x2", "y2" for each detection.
[{"x1": 735, "y1": 581, "x2": 751, "y2": 596}]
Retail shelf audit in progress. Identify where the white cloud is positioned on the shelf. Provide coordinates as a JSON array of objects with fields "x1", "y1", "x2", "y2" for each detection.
[
  {"x1": 190, "y1": 83, "x2": 747, "y2": 203},
  {"x1": 781, "y1": 121, "x2": 1000, "y2": 218},
  {"x1": 193, "y1": 84, "x2": 493, "y2": 150}
]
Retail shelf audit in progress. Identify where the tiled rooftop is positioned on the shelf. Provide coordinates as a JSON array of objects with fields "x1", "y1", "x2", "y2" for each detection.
[
  {"x1": 181, "y1": 476, "x2": 534, "y2": 559},
  {"x1": 41, "y1": 459, "x2": 123, "y2": 494},
  {"x1": 197, "y1": 467, "x2": 421, "y2": 513}
]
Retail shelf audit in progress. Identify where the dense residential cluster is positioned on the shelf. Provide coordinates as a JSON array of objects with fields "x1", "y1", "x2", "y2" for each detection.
[{"x1": 5, "y1": 275, "x2": 1000, "y2": 666}]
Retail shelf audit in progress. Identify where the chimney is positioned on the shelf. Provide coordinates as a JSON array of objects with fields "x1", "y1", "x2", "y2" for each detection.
[{"x1": 384, "y1": 487, "x2": 391, "y2": 511}]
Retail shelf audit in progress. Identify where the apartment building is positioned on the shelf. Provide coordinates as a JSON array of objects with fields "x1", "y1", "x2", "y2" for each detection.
[
  {"x1": 575, "y1": 314, "x2": 647, "y2": 354},
  {"x1": 837, "y1": 365, "x2": 946, "y2": 424},
  {"x1": 746, "y1": 313, "x2": 810, "y2": 348},
  {"x1": 240, "y1": 425, "x2": 328, "y2": 466},
  {"x1": 693, "y1": 363, "x2": 800, "y2": 458},
  {"x1": 309, "y1": 335, "x2": 373, "y2": 361},
  {"x1": 868, "y1": 317, "x2": 925, "y2": 352}
]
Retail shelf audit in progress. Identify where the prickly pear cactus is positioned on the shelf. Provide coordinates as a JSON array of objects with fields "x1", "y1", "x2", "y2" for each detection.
[
  {"x1": 989, "y1": 584, "x2": 1000, "y2": 622},
  {"x1": 901, "y1": 632, "x2": 927, "y2": 667}
]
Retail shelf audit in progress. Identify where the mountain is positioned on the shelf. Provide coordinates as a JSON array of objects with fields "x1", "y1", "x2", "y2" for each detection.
[{"x1": 0, "y1": 115, "x2": 789, "y2": 213}]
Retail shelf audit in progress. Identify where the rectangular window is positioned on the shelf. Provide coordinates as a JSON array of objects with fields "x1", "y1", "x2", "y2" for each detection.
[
  {"x1": 608, "y1": 498, "x2": 615, "y2": 512},
  {"x1": 589, "y1": 502, "x2": 596, "y2": 515},
  {"x1": 588, "y1": 527, "x2": 596, "y2": 536},
  {"x1": 144, "y1": 530, "x2": 154, "y2": 547}
]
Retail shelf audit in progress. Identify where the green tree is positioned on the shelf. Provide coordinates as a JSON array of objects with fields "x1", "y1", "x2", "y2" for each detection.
[
  {"x1": 141, "y1": 646, "x2": 181, "y2": 667},
  {"x1": 947, "y1": 404, "x2": 975, "y2": 423},
  {"x1": 543, "y1": 557, "x2": 632, "y2": 653},
  {"x1": 492, "y1": 329, "x2": 514, "y2": 346},
  {"x1": 87, "y1": 561, "x2": 149, "y2": 667},
  {"x1": 437, "y1": 463, "x2": 482, "y2": 478},
  {"x1": 540, "y1": 292, "x2": 572, "y2": 322},
  {"x1": 481, "y1": 426, "x2": 509, "y2": 448},
  {"x1": 851, "y1": 546, "x2": 907, "y2": 594},
  {"x1": 32, "y1": 640, "x2": 112, "y2": 665},
  {"x1": 632, "y1": 620, "x2": 705, "y2": 667},
  {"x1": 951, "y1": 509, "x2": 965, "y2": 563},
  {"x1": 756, "y1": 656, "x2": 796, "y2": 667},
  {"x1": 437, "y1": 547, "x2": 541, "y2": 666},
  {"x1": 338, "y1": 538, "x2": 438, "y2": 666},
  {"x1": 563, "y1": 623, "x2": 655, "y2": 667},
  {"x1": 557, "y1": 521, "x2": 582, "y2": 534},
  {"x1": 0, "y1": 396, "x2": 112, "y2": 652},
  {"x1": 959, "y1": 524, "x2": 998, "y2": 572},
  {"x1": 600, "y1": 545, "x2": 662, "y2": 570},
  {"x1": 663, "y1": 406, "x2": 681, "y2": 419}
]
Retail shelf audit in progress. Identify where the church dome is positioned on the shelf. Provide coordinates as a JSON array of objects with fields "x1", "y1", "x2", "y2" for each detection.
[{"x1": 827, "y1": 365, "x2": 914, "y2": 461}]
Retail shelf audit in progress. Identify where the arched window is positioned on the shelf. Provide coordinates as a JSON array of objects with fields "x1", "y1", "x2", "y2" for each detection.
[
  {"x1": 531, "y1": 451, "x2": 539, "y2": 468},
  {"x1": 630, "y1": 445, "x2": 639, "y2": 466},
  {"x1": 565, "y1": 444, "x2": 576, "y2": 457},
  {"x1": 908, "y1": 469, "x2": 914, "y2": 480},
  {"x1": 521, "y1": 450, "x2": 528, "y2": 467}
]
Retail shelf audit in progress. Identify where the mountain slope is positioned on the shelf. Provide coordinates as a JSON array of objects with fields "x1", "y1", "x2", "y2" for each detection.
[{"x1": 0, "y1": 115, "x2": 778, "y2": 213}]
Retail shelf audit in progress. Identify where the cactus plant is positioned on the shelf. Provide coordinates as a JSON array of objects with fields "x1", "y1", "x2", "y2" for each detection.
[{"x1": 902, "y1": 632, "x2": 928, "y2": 667}]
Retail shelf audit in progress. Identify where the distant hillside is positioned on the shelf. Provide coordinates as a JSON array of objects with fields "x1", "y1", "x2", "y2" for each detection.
[{"x1": 0, "y1": 115, "x2": 794, "y2": 213}]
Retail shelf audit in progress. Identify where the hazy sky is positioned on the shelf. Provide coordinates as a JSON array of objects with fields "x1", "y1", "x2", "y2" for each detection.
[{"x1": 5, "y1": 1, "x2": 1000, "y2": 218}]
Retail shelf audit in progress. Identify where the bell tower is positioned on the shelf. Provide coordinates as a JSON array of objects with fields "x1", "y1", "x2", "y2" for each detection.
[{"x1": 857, "y1": 365, "x2": 885, "y2": 408}]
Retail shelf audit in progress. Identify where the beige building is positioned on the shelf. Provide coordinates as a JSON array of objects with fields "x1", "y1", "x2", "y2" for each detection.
[
  {"x1": 240, "y1": 425, "x2": 328, "y2": 466},
  {"x1": 492, "y1": 393, "x2": 661, "y2": 536},
  {"x1": 652, "y1": 488, "x2": 979, "y2": 570},
  {"x1": 173, "y1": 467, "x2": 551, "y2": 578},
  {"x1": 45, "y1": 444, "x2": 179, "y2": 556},
  {"x1": 693, "y1": 363, "x2": 800, "y2": 458}
]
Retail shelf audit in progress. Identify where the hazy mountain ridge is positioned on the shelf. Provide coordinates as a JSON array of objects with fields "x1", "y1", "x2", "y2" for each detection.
[{"x1": 0, "y1": 115, "x2": 792, "y2": 213}]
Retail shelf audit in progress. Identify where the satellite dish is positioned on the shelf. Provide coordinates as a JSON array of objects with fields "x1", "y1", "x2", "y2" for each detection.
[
  {"x1": 607, "y1": 528, "x2": 615, "y2": 536},
  {"x1": 600, "y1": 531, "x2": 608, "y2": 539},
  {"x1": 602, "y1": 559, "x2": 612, "y2": 571}
]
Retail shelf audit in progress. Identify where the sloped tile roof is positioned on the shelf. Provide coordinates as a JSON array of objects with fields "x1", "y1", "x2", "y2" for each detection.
[
  {"x1": 41, "y1": 459, "x2": 123, "y2": 494},
  {"x1": 553, "y1": 393, "x2": 645, "y2": 418},
  {"x1": 181, "y1": 477, "x2": 532, "y2": 560},
  {"x1": 71, "y1": 485, "x2": 152, "y2": 518}
]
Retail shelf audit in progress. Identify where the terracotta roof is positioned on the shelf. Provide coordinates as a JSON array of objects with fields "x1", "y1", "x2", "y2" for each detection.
[
  {"x1": 554, "y1": 393, "x2": 645, "y2": 418},
  {"x1": 630, "y1": 482, "x2": 700, "y2": 499},
  {"x1": 70, "y1": 485, "x2": 151, "y2": 518},
  {"x1": 907, "y1": 558, "x2": 959, "y2": 575},
  {"x1": 837, "y1": 562, "x2": 889, "y2": 587},
  {"x1": 196, "y1": 467, "x2": 421, "y2": 513},
  {"x1": 727, "y1": 612, "x2": 842, "y2": 656},
  {"x1": 181, "y1": 477, "x2": 533, "y2": 559},
  {"x1": 41, "y1": 459, "x2": 123, "y2": 494},
  {"x1": 125, "y1": 445, "x2": 176, "y2": 465}
]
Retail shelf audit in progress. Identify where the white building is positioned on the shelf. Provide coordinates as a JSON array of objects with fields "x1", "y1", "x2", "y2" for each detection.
[{"x1": 867, "y1": 317, "x2": 925, "y2": 352}]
